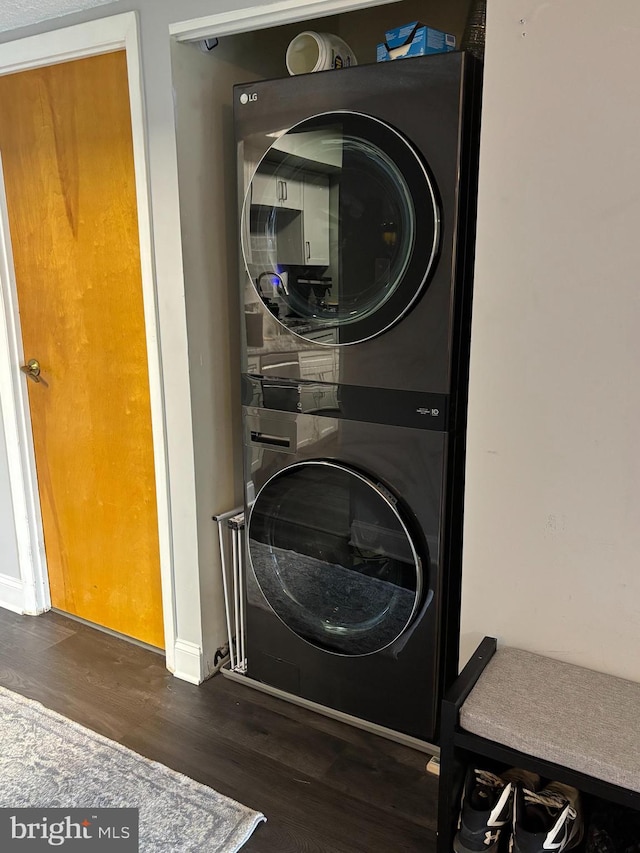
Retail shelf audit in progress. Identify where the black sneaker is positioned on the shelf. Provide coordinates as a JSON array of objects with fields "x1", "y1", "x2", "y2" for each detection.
[
  {"x1": 510, "y1": 782, "x2": 583, "y2": 853},
  {"x1": 454, "y1": 767, "x2": 540, "y2": 853}
]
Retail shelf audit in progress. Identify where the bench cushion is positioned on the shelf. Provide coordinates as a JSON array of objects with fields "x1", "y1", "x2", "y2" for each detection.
[{"x1": 459, "y1": 647, "x2": 640, "y2": 793}]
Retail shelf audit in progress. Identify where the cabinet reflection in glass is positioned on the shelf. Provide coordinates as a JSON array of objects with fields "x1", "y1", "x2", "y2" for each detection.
[{"x1": 242, "y1": 114, "x2": 416, "y2": 337}]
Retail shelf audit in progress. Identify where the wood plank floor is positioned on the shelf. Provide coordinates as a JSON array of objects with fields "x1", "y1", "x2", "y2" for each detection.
[{"x1": 0, "y1": 609, "x2": 439, "y2": 852}]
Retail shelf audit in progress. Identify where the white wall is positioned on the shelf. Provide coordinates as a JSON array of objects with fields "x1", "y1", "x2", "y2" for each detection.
[
  {"x1": 0, "y1": 412, "x2": 19, "y2": 579},
  {"x1": 460, "y1": 0, "x2": 640, "y2": 681},
  {"x1": 171, "y1": 39, "x2": 241, "y2": 672},
  {"x1": 0, "y1": 0, "x2": 119, "y2": 34}
]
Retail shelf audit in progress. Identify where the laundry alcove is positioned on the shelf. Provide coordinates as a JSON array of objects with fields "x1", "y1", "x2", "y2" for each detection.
[{"x1": 170, "y1": 0, "x2": 476, "y2": 679}]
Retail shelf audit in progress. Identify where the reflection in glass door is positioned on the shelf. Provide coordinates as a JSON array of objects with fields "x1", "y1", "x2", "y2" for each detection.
[
  {"x1": 242, "y1": 112, "x2": 440, "y2": 345},
  {"x1": 248, "y1": 461, "x2": 424, "y2": 656}
]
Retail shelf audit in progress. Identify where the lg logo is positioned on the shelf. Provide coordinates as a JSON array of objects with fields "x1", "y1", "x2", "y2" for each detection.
[{"x1": 239, "y1": 92, "x2": 258, "y2": 104}]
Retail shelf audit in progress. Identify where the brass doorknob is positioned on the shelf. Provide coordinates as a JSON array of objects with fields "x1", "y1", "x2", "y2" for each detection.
[{"x1": 20, "y1": 358, "x2": 41, "y2": 383}]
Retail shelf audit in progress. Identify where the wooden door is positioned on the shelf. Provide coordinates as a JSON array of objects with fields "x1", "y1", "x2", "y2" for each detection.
[{"x1": 0, "y1": 51, "x2": 164, "y2": 649}]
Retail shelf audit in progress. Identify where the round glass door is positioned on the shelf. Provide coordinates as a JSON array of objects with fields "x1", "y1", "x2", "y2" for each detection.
[
  {"x1": 242, "y1": 112, "x2": 440, "y2": 345},
  {"x1": 247, "y1": 461, "x2": 424, "y2": 656}
]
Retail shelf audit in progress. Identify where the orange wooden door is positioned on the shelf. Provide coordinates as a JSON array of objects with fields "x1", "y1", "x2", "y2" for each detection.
[{"x1": 0, "y1": 51, "x2": 164, "y2": 649}]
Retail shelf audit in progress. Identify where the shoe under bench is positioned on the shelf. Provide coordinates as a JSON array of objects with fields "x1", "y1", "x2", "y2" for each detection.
[{"x1": 436, "y1": 636, "x2": 640, "y2": 851}]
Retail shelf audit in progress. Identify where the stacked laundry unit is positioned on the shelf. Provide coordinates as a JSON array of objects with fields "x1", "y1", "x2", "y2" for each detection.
[{"x1": 231, "y1": 52, "x2": 482, "y2": 744}]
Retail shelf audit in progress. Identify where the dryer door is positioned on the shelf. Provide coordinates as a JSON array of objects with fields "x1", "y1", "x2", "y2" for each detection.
[
  {"x1": 241, "y1": 111, "x2": 440, "y2": 345},
  {"x1": 247, "y1": 460, "x2": 424, "y2": 656}
]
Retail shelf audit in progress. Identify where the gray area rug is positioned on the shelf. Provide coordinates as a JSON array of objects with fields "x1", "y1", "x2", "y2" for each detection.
[{"x1": 0, "y1": 686, "x2": 265, "y2": 851}]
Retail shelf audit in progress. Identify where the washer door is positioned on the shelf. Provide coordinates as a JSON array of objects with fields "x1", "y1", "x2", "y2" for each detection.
[
  {"x1": 242, "y1": 111, "x2": 440, "y2": 345},
  {"x1": 247, "y1": 461, "x2": 424, "y2": 656}
]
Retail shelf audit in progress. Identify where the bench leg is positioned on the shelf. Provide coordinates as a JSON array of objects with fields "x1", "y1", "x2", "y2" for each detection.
[{"x1": 437, "y1": 697, "x2": 465, "y2": 852}]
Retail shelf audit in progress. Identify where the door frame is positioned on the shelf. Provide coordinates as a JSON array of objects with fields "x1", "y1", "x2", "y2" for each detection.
[
  {"x1": 0, "y1": 13, "x2": 176, "y2": 666},
  {"x1": 169, "y1": 0, "x2": 399, "y2": 40}
]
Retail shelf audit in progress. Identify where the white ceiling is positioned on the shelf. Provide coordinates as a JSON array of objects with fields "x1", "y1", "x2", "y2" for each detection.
[{"x1": 0, "y1": 0, "x2": 119, "y2": 34}]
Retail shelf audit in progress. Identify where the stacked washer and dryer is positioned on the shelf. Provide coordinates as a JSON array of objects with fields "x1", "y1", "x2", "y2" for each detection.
[{"x1": 231, "y1": 52, "x2": 481, "y2": 744}]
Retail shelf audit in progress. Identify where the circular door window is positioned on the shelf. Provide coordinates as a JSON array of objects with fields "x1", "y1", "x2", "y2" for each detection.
[
  {"x1": 247, "y1": 461, "x2": 424, "y2": 656},
  {"x1": 241, "y1": 111, "x2": 440, "y2": 345}
]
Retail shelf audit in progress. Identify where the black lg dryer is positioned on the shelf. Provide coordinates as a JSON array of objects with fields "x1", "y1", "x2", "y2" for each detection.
[{"x1": 235, "y1": 52, "x2": 482, "y2": 406}]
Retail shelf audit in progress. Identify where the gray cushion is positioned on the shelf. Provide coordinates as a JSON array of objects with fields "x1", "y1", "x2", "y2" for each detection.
[{"x1": 459, "y1": 647, "x2": 640, "y2": 793}]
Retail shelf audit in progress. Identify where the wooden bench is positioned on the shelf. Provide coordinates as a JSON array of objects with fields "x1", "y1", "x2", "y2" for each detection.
[{"x1": 437, "y1": 637, "x2": 640, "y2": 851}]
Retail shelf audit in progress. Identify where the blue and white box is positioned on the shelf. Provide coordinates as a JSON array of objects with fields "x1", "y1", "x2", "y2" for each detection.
[{"x1": 376, "y1": 22, "x2": 456, "y2": 62}]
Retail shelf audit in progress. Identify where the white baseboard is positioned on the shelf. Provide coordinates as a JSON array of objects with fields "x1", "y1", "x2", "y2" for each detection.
[
  {"x1": 0, "y1": 572, "x2": 24, "y2": 614},
  {"x1": 171, "y1": 638, "x2": 204, "y2": 684}
]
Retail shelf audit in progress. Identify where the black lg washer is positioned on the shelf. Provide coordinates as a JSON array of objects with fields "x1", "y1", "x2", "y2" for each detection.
[{"x1": 242, "y1": 402, "x2": 449, "y2": 741}]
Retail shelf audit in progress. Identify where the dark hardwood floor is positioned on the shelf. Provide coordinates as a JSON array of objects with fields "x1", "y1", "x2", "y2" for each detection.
[{"x1": 0, "y1": 609, "x2": 438, "y2": 852}]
